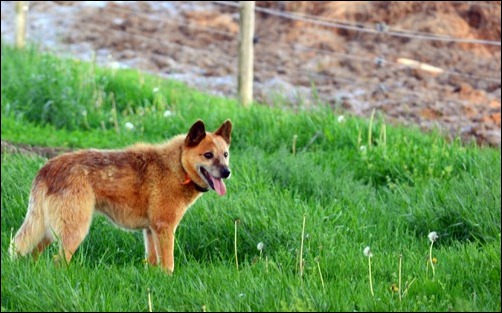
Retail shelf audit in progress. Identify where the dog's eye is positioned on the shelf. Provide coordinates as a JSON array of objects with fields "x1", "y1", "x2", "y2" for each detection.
[
  {"x1": 224, "y1": 152, "x2": 228, "y2": 158},
  {"x1": 204, "y1": 152, "x2": 214, "y2": 159}
]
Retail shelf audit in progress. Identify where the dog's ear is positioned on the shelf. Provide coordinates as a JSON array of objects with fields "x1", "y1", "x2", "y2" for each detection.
[
  {"x1": 185, "y1": 120, "x2": 206, "y2": 147},
  {"x1": 214, "y1": 119, "x2": 232, "y2": 144}
]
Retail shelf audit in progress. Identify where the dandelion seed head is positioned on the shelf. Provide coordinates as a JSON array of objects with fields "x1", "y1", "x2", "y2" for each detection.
[
  {"x1": 337, "y1": 115, "x2": 345, "y2": 123},
  {"x1": 125, "y1": 122, "x2": 135, "y2": 130},
  {"x1": 360, "y1": 145, "x2": 367, "y2": 152},
  {"x1": 109, "y1": 61, "x2": 121, "y2": 70},
  {"x1": 153, "y1": 87, "x2": 160, "y2": 93},
  {"x1": 163, "y1": 110, "x2": 173, "y2": 117},
  {"x1": 363, "y1": 246, "x2": 373, "y2": 257},
  {"x1": 257, "y1": 242, "x2": 264, "y2": 251},
  {"x1": 428, "y1": 231, "x2": 438, "y2": 243}
]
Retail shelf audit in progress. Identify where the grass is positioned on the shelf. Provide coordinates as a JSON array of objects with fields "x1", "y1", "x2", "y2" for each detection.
[{"x1": 1, "y1": 43, "x2": 501, "y2": 311}]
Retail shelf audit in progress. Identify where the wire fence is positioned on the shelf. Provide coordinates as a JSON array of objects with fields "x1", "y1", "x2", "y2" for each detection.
[
  {"x1": 2, "y1": 1, "x2": 501, "y2": 121},
  {"x1": 97, "y1": 2, "x2": 501, "y2": 85},
  {"x1": 214, "y1": 1, "x2": 501, "y2": 46}
]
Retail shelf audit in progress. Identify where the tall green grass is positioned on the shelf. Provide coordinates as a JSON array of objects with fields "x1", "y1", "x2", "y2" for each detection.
[{"x1": 1, "y1": 43, "x2": 500, "y2": 311}]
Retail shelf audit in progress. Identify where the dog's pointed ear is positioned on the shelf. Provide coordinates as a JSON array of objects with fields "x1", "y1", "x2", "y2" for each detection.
[
  {"x1": 185, "y1": 120, "x2": 206, "y2": 147},
  {"x1": 214, "y1": 119, "x2": 232, "y2": 144}
]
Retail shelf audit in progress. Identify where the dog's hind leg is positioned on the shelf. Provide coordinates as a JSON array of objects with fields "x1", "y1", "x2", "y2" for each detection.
[
  {"x1": 10, "y1": 187, "x2": 49, "y2": 260},
  {"x1": 32, "y1": 235, "x2": 54, "y2": 260},
  {"x1": 49, "y1": 184, "x2": 95, "y2": 265}
]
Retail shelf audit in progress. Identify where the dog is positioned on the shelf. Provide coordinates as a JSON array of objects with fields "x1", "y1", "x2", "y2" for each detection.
[{"x1": 9, "y1": 119, "x2": 232, "y2": 274}]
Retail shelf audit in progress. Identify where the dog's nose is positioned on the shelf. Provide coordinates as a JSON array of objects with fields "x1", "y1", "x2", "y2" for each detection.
[{"x1": 221, "y1": 168, "x2": 231, "y2": 179}]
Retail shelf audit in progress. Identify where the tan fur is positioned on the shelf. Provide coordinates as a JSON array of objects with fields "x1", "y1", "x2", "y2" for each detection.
[{"x1": 9, "y1": 119, "x2": 232, "y2": 273}]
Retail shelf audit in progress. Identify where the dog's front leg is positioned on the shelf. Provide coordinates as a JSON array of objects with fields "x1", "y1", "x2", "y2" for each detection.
[{"x1": 151, "y1": 223, "x2": 177, "y2": 274}]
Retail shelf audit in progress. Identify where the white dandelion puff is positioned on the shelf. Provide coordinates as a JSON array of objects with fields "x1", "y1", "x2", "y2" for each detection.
[
  {"x1": 153, "y1": 87, "x2": 160, "y2": 93},
  {"x1": 427, "y1": 231, "x2": 438, "y2": 277},
  {"x1": 364, "y1": 246, "x2": 375, "y2": 296},
  {"x1": 109, "y1": 61, "x2": 121, "y2": 70},
  {"x1": 257, "y1": 242, "x2": 264, "y2": 251},
  {"x1": 364, "y1": 246, "x2": 373, "y2": 258},
  {"x1": 337, "y1": 115, "x2": 345, "y2": 123},
  {"x1": 163, "y1": 110, "x2": 173, "y2": 118},
  {"x1": 428, "y1": 231, "x2": 438, "y2": 243},
  {"x1": 125, "y1": 122, "x2": 135, "y2": 130}
]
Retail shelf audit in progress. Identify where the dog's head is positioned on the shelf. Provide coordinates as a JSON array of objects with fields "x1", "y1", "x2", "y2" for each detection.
[{"x1": 182, "y1": 119, "x2": 232, "y2": 196}]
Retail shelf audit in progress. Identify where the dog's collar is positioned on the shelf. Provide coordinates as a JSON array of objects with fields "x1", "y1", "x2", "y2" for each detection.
[
  {"x1": 193, "y1": 182, "x2": 209, "y2": 193},
  {"x1": 181, "y1": 173, "x2": 209, "y2": 193}
]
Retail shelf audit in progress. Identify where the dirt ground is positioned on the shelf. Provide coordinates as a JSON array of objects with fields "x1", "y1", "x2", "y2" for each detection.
[{"x1": 1, "y1": 1, "x2": 501, "y2": 147}]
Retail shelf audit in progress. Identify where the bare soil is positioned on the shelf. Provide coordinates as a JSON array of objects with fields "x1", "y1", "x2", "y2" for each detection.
[{"x1": 1, "y1": 1, "x2": 501, "y2": 146}]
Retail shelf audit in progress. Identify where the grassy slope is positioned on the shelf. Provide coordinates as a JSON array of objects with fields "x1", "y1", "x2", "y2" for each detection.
[{"x1": 1, "y1": 44, "x2": 500, "y2": 311}]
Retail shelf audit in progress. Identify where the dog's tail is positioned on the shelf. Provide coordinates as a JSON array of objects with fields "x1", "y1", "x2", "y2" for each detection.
[{"x1": 9, "y1": 185, "x2": 49, "y2": 259}]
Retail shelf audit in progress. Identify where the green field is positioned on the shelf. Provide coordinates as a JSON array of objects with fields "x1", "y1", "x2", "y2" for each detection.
[{"x1": 1, "y1": 43, "x2": 500, "y2": 312}]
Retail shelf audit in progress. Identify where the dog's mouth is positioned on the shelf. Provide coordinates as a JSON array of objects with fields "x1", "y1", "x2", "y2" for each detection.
[{"x1": 200, "y1": 167, "x2": 227, "y2": 196}]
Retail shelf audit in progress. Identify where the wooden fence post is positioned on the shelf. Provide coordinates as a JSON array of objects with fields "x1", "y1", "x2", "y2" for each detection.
[
  {"x1": 15, "y1": 1, "x2": 29, "y2": 49},
  {"x1": 238, "y1": 1, "x2": 255, "y2": 107}
]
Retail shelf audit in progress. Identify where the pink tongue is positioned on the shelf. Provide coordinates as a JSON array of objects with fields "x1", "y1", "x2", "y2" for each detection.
[{"x1": 210, "y1": 177, "x2": 227, "y2": 196}]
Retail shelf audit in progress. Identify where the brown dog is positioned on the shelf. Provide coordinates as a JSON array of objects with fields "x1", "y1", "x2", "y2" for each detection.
[{"x1": 9, "y1": 119, "x2": 232, "y2": 273}]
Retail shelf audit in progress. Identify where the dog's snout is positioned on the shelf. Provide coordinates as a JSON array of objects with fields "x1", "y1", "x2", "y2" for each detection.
[{"x1": 221, "y1": 168, "x2": 231, "y2": 179}]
